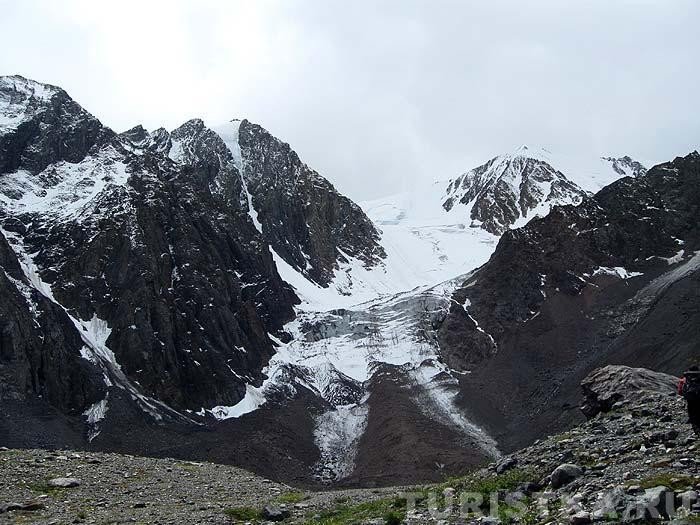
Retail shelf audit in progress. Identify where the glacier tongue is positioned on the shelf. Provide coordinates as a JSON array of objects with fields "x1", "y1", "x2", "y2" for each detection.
[
  {"x1": 208, "y1": 272, "x2": 501, "y2": 481},
  {"x1": 313, "y1": 403, "x2": 369, "y2": 483}
]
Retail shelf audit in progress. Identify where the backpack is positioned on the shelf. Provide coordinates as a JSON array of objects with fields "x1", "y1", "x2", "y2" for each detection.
[{"x1": 682, "y1": 372, "x2": 700, "y2": 401}]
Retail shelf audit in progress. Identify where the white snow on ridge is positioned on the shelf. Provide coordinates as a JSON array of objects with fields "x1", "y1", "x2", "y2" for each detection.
[
  {"x1": 0, "y1": 76, "x2": 58, "y2": 132},
  {"x1": 523, "y1": 147, "x2": 647, "y2": 194},
  {"x1": 0, "y1": 145, "x2": 130, "y2": 223},
  {"x1": 590, "y1": 266, "x2": 644, "y2": 280},
  {"x1": 209, "y1": 119, "x2": 264, "y2": 234},
  {"x1": 209, "y1": 383, "x2": 267, "y2": 419},
  {"x1": 211, "y1": 119, "x2": 243, "y2": 171}
]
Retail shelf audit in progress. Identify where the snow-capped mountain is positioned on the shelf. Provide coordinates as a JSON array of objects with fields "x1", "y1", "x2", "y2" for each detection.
[
  {"x1": 0, "y1": 76, "x2": 383, "y2": 454},
  {"x1": 440, "y1": 145, "x2": 648, "y2": 235},
  {"x1": 2, "y1": 74, "x2": 688, "y2": 490},
  {"x1": 439, "y1": 151, "x2": 700, "y2": 452}
]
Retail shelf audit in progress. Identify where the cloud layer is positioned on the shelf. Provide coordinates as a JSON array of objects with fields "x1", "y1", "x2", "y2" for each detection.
[{"x1": 2, "y1": 0, "x2": 698, "y2": 199}]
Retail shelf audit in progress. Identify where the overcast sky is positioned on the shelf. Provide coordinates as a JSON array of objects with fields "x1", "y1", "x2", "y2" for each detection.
[{"x1": 2, "y1": 1, "x2": 699, "y2": 200}]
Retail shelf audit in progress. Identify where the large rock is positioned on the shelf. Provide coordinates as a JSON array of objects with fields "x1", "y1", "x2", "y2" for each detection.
[
  {"x1": 550, "y1": 464, "x2": 583, "y2": 489},
  {"x1": 580, "y1": 365, "x2": 678, "y2": 419},
  {"x1": 622, "y1": 486, "x2": 675, "y2": 522}
]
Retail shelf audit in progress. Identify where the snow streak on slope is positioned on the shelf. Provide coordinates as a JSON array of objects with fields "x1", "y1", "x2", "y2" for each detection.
[{"x1": 0, "y1": 227, "x2": 197, "y2": 428}]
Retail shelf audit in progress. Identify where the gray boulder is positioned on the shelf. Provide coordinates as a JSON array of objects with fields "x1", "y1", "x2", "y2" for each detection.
[
  {"x1": 550, "y1": 464, "x2": 583, "y2": 489},
  {"x1": 580, "y1": 365, "x2": 678, "y2": 419},
  {"x1": 570, "y1": 511, "x2": 592, "y2": 524},
  {"x1": 496, "y1": 457, "x2": 518, "y2": 474},
  {"x1": 676, "y1": 489, "x2": 698, "y2": 509}
]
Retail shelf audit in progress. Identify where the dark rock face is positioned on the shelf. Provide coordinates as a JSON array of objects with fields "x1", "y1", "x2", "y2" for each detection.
[
  {"x1": 438, "y1": 151, "x2": 700, "y2": 451},
  {"x1": 0, "y1": 230, "x2": 105, "y2": 415},
  {"x1": 0, "y1": 75, "x2": 111, "y2": 175},
  {"x1": 442, "y1": 149, "x2": 586, "y2": 234},
  {"x1": 0, "y1": 76, "x2": 392, "y2": 484},
  {"x1": 0, "y1": 78, "x2": 310, "y2": 422},
  {"x1": 580, "y1": 365, "x2": 678, "y2": 419},
  {"x1": 238, "y1": 120, "x2": 385, "y2": 286}
]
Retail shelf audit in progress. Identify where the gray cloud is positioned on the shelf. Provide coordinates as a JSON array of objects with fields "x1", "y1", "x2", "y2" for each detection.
[{"x1": 1, "y1": 0, "x2": 698, "y2": 199}]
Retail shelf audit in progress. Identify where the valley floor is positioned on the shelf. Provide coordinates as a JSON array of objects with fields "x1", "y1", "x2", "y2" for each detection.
[
  {"x1": 0, "y1": 448, "x2": 402, "y2": 524},
  {"x1": 2, "y1": 389, "x2": 699, "y2": 524}
]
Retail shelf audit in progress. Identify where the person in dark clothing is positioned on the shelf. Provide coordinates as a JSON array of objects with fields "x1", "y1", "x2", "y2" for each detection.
[{"x1": 678, "y1": 365, "x2": 700, "y2": 435}]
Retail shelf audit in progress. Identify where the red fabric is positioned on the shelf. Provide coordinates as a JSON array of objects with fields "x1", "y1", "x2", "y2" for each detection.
[{"x1": 678, "y1": 377, "x2": 686, "y2": 395}]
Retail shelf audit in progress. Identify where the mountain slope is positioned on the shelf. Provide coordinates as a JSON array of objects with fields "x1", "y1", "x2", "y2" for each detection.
[
  {"x1": 0, "y1": 74, "x2": 686, "y2": 491},
  {"x1": 438, "y1": 151, "x2": 700, "y2": 452},
  {"x1": 236, "y1": 120, "x2": 386, "y2": 287},
  {"x1": 0, "y1": 76, "x2": 385, "y2": 452}
]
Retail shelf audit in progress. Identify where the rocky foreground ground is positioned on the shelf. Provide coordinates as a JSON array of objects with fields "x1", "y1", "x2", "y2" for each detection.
[{"x1": 1, "y1": 366, "x2": 699, "y2": 524}]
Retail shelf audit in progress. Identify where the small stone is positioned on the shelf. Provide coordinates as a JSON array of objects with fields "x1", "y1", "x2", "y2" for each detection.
[
  {"x1": 18, "y1": 501, "x2": 44, "y2": 511},
  {"x1": 261, "y1": 504, "x2": 291, "y2": 521},
  {"x1": 570, "y1": 511, "x2": 592, "y2": 524},
  {"x1": 133, "y1": 502, "x2": 146, "y2": 508},
  {"x1": 0, "y1": 501, "x2": 44, "y2": 513},
  {"x1": 48, "y1": 477, "x2": 81, "y2": 488}
]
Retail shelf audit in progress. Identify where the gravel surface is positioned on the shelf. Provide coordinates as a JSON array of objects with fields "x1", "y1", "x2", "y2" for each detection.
[{"x1": 0, "y1": 449, "x2": 399, "y2": 524}]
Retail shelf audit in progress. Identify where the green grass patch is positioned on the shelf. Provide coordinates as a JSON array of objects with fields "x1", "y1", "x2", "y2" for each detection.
[
  {"x1": 276, "y1": 491, "x2": 307, "y2": 504},
  {"x1": 636, "y1": 473, "x2": 700, "y2": 491},
  {"x1": 224, "y1": 506, "x2": 262, "y2": 522},
  {"x1": 444, "y1": 468, "x2": 538, "y2": 497},
  {"x1": 27, "y1": 482, "x2": 67, "y2": 496},
  {"x1": 302, "y1": 497, "x2": 406, "y2": 525}
]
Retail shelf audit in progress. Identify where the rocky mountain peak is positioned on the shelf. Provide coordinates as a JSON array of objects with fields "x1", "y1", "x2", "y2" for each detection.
[
  {"x1": 0, "y1": 75, "x2": 62, "y2": 113},
  {"x1": 234, "y1": 119, "x2": 386, "y2": 287},
  {"x1": 0, "y1": 75, "x2": 110, "y2": 175},
  {"x1": 442, "y1": 146, "x2": 587, "y2": 234},
  {"x1": 601, "y1": 155, "x2": 648, "y2": 178}
]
